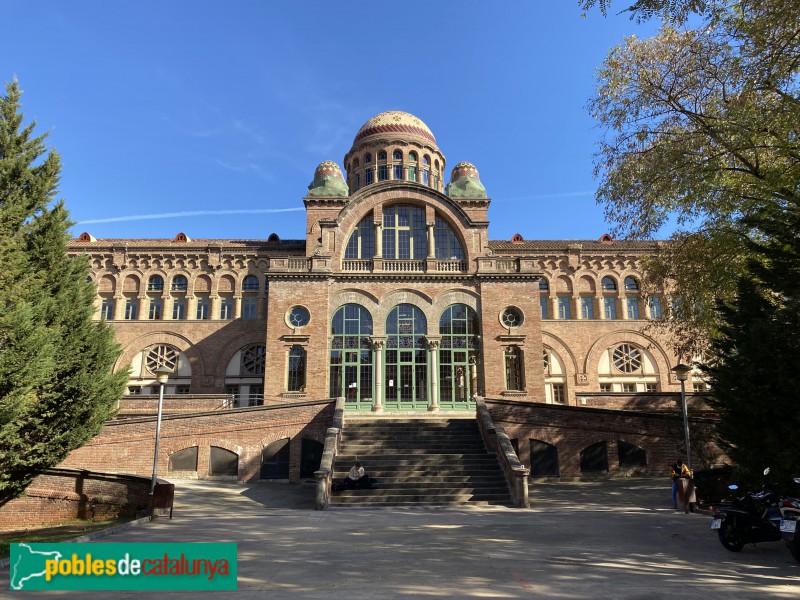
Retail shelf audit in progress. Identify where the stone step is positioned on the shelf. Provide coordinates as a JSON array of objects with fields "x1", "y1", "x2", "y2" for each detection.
[
  {"x1": 330, "y1": 492, "x2": 513, "y2": 505},
  {"x1": 335, "y1": 454, "x2": 500, "y2": 464}
]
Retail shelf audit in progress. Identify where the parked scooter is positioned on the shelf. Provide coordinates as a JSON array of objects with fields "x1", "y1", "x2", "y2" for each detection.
[
  {"x1": 710, "y1": 468, "x2": 784, "y2": 554},
  {"x1": 778, "y1": 477, "x2": 800, "y2": 562}
]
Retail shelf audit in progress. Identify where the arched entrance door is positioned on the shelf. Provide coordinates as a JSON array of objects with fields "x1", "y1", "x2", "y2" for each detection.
[
  {"x1": 439, "y1": 304, "x2": 480, "y2": 409},
  {"x1": 384, "y1": 304, "x2": 428, "y2": 410},
  {"x1": 329, "y1": 304, "x2": 373, "y2": 410}
]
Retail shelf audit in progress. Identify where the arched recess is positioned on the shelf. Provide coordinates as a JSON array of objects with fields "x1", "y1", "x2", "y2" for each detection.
[
  {"x1": 580, "y1": 441, "x2": 609, "y2": 474},
  {"x1": 116, "y1": 331, "x2": 205, "y2": 379},
  {"x1": 430, "y1": 289, "x2": 480, "y2": 323},
  {"x1": 300, "y1": 438, "x2": 324, "y2": 478},
  {"x1": 576, "y1": 275, "x2": 596, "y2": 294},
  {"x1": 583, "y1": 330, "x2": 674, "y2": 389},
  {"x1": 373, "y1": 289, "x2": 434, "y2": 333},
  {"x1": 168, "y1": 446, "x2": 199, "y2": 473},
  {"x1": 209, "y1": 446, "x2": 239, "y2": 477},
  {"x1": 214, "y1": 332, "x2": 269, "y2": 380},
  {"x1": 329, "y1": 289, "x2": 380, "y2": 315},
  {"x1": 261, "y1": 438, "x2": 291, "y2": 479},
  {"x1": 122, "y1": 273, "x2": 142, "y2": 293},
  {"x1": 618, "y1": 440, "x2": 647, "y2": 471},
  {"x1": 530, "y1": 440, "x2": 560, "y2": 477}
]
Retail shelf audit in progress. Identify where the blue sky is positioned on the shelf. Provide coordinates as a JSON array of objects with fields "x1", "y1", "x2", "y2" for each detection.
[{"x1": 2, "y1": 1, "x2": 659, "y2": 242}]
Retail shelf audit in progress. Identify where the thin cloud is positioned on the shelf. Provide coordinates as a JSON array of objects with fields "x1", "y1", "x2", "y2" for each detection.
[{"x1": 79, "y1": 207, "x2": 304, "y2": 224}]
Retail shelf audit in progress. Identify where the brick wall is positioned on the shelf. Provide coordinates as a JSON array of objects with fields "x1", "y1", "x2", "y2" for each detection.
[
  {"x1": 60, "y1": 400, "x2": 335, "y2": 483},
  {"x1": 0, "y1": 469, "x2": 151, "y2": 531},
  {"x1": 485, "y1": 398, "x2": 727, "y2": 479}
]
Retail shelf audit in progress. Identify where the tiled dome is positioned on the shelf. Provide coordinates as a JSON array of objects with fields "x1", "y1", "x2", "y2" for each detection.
[
  {"x1": 450, "y1": 162, "x2": 480, "y2": 181},
  {"x1": 314, "y1": 160, "x2": 344, "y2": 180},
  {"x1": 353, "y1": 111, "x2": 437, "y2": 146}
]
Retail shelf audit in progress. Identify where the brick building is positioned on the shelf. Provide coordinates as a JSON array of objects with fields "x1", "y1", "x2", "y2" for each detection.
[{"x1": 67, "y1": 111, "x2": 709, "y2": 480}]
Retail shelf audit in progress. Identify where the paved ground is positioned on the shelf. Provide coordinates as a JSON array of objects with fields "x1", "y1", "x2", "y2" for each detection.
[{"x1": 2, "y1": 478, "x2": 799, "y2": 599}]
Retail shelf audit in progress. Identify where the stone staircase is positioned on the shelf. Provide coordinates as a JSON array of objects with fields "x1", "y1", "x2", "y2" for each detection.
[{"x1": 330, "y1": 418, "x2": 512, "y2": 507}]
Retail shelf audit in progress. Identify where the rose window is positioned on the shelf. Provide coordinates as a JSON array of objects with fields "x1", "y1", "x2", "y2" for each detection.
[
  {"x1": 145, "y1": 345, "x2": 178, "y2": 374},
  {"x1": 501, "y1": 307, "x2": 524, "y2": 328},
  {"x1": 288, "y1": 306, "x2": 310, "y2": 328},
  {"x1": 242, "y1": 345, "x2": 266, "y2": 375},
  {"x1": 612, "y1": 344, "x2": 642, "y2": 373}
]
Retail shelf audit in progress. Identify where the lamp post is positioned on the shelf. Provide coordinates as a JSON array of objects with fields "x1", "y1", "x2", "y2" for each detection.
[
  {"x1": 151, "y1": 366, "x2": 173, "y2": 494},
  {"x1": 671, "y1": 362, "x2": 692, "y2": 472}
]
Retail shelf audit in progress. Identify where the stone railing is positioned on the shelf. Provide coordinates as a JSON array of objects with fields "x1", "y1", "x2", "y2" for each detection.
[
  {"x1": 314, "y1": 396, "x2": 346, "y2": 510},
  {"x1": 476, "y1": 397, "x2": 530, "y2": 508},
  {"x1": 342, "y1": 259, "x2": 372, "y2": 271},
  {"x1": 382, "y1": 260, "x2": 426, "y2": 272},
  {"x1": 436, "y1": 259, "x2": 467, "y2": 272}
]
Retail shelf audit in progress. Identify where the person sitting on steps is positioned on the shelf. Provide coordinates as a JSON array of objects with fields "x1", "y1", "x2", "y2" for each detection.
[{"x1": 342, "y1": 461, "x2": 373, "y2": 490}]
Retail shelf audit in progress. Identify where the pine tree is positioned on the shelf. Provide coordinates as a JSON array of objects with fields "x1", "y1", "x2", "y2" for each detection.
[
  {"x1": 0, "y1": 80, "x2": 128, "y2": 503},
  {"x1": 706, "y1": 200, "x2": 800, "y2": 488}
]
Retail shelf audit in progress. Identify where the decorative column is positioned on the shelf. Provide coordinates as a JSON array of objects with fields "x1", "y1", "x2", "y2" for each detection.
[
  {"x1": 113, "y1": 295, "x2": 125, "y2": 320},
  {"x1": 210, "y1": 295, "x2": 220, "y2": 320},
  {"x1": 596, "y1": 295, "x2": 605, "y2": 320},
  {"x1": 186, "y1": 295, "x2": 197, "y2": 320},
  {"x1": 233, "y1": 295, "x2": 242, "y2": 319},
  {"x1": 372, "y1": 338, "x2": 385, "y2": 412},
  {"x1": 469, "y1": 355, "x2": 478, "y2": 399},
  {"x1": 162, "y1": 295, "x2": 173, "y2": 320},
  {"x1": 428, "y1": 338, "x2": 440, "y2": 412},
  {"x1": 137, "y1": 295, "x2": 147, "y2": 320},
  {"x1": 374, "y1": 221, "x2": 383, "y2": 258},
  {"x1": 426, "y1": 222, "x2": 436, "y2": 259}
]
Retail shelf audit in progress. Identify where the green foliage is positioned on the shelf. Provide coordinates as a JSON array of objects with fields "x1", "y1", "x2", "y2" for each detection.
[
  {"x1": 585, "y1": 0, "x2": 800, "y2": 356},
  {"x1": 0, "y1": 80, "x2": 128, "y2": 503}
]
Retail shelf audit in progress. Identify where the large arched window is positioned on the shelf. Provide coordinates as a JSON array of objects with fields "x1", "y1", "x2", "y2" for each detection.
[
  {"x1": 385, "y1": 304, "x2": 428, "y2": 409},
  {"x1": 329, "y1": 304, "x2": 373, "y2": 409},
  {"x1": 434, "y1": 216, "x2": 465, "y2": 259},
  {"x1": 383, "y1": 205, "x2": 427, "y2": 259},
  {"x1": 344, "y1": 214, "x2": 375, "y2": 259},
  {"x1": 439, "y1": 304, "x2": 480, "y2": 407}
]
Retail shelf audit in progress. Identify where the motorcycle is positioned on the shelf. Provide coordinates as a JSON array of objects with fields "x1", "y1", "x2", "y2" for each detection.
[{"x1": 778, "y1": 477, "x2": 800, "y2": 562}]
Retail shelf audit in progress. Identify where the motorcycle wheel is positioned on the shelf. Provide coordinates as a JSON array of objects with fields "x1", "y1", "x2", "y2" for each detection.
[{"x1": 718, "y1": 520, "x2": 745, "y2": 552}]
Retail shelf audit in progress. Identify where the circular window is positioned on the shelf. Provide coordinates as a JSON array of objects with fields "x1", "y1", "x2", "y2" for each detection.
[
  {"x1": 501, "y1": 307, "x2": 524, "y2": 328},
  {"x1": 242, "y1": 345, "x2": 266, "y2": 375},
  {"x1": 287, "y1": 306, "x2": 310, "y2": 328},
  {"x1": 145, "y1": 345, "x2": 178, "y2": 374},
  {"x1": 612, "y1": 344, "x2": 642, "y2": 373}
]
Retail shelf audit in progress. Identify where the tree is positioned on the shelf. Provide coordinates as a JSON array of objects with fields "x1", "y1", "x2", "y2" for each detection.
[
  {"x1": 580, "y1": 0, "x2": 800, "y2": 356},
  {"x1": 0, "y1": 80, "x2": 128, "y2": 503}
]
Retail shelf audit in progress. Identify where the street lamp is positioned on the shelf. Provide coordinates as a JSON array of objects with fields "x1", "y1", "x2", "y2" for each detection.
[
  {"x1": 671, "y1": 362, "x2": 692, "y2": 472},
  {"x1": 151, "y1": 366, "x2": 173, "y2": 494}
]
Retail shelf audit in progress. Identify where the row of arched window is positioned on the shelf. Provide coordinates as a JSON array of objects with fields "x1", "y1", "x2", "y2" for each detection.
[{"x1": 349, "y1": 150, "x2": 442, "y2": 191}]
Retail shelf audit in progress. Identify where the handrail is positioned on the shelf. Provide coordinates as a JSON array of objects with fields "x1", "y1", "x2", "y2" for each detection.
[
  {"x1": 314, "y1": 396, "x2": 346, "y2": 510},
  {"x1": 475, "y1": 397, "x2": 530, "y2": 508}
]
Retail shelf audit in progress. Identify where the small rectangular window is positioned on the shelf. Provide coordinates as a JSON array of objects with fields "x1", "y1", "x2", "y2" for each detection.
[
  {"x1": 646, "y1": 383, "x2": 657, "y2": 392},
  {"x1": 101, "y1": 298, "x2": 114, "y2": 320},
  {"x1": 580, "y1": 296, "x2": 594, "y2": 320},
  {"x1": 649, "y1": 296, "x2": 663, "y2": 319},
  {"x1": 196, "y1": 298, "x2": 209, "y2": 320},
  {"x1": 407, "y1": 166, "x2": 416, "y2": 182},
  {"x1": 124, "y1": 299, "x2": 138, "y2": 320},
  {"x1": 622, "y1": 383, "x2": 637, "y2": 393},
  {"x1": 627, "y1": 297, "x2": 640, "y2": 319},
  {"x1": 175, "y1": 385, "x2": 190, "y2": 395},
  {"x1": 393, "y1": 164, "x2": 403, "y2": 180},
  {"x1": 552, "y1": 383, "x2": 565, "y2": 404},
  {"x1": 172, "y1": 298, "x2": 185, "y2": 320},
  {"x1": 365, "y1": 169, "x2": 374, "y2": 185},
  {"x1": 220, "y1": 297, "x2": 233, "y2": 320},
  {"x1": 378, "y1": 165, "x2": 389, "y2": 181},
  {"x1": 127, "y1": 386, "x2": 141, "y2": 395},
  {"x1": 603, "y1": 297, "x2": 617, "y2": 320},
  {"x1": 242, "y1": 297, "x2": 258, "y2": 320},
  {"x1": 557, "y1": 296, "x2": 571, "y2": 320},
  {"x1": 540, "y1": 296, "x2": 549, "y2": 319},
  {"x1": 600, "y1": 383, "x2": 613, "y2": 393},
  {"x1": 693, "y1": 382, "x2": 707, "y2": 392},
  {"x1": 149, "y1": 299, "x2": 162, "y2": 320}
]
